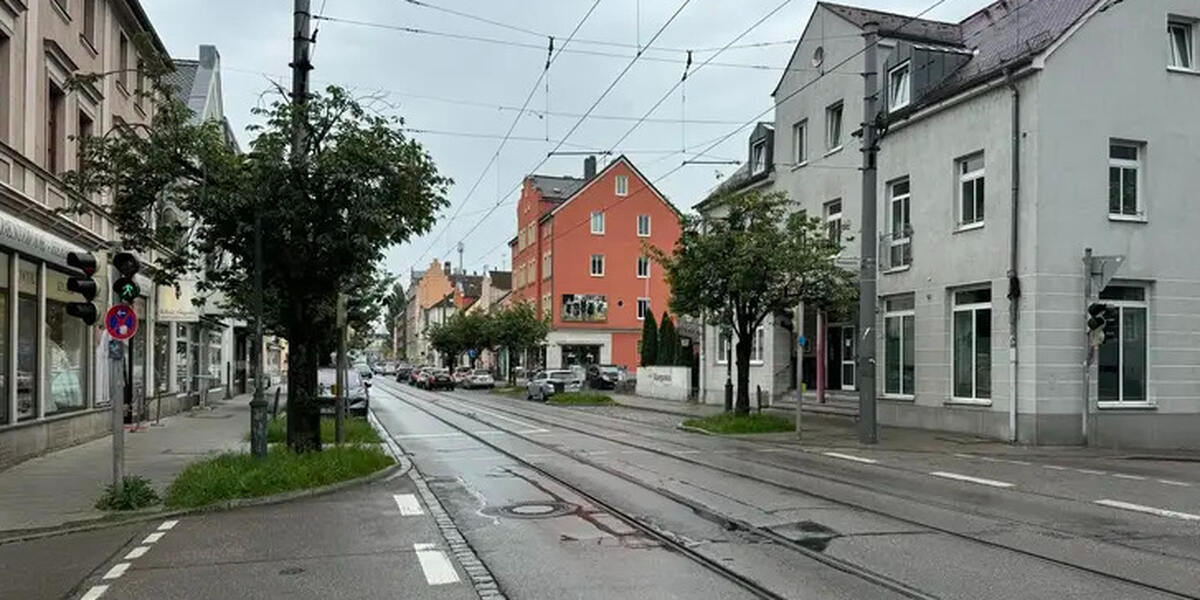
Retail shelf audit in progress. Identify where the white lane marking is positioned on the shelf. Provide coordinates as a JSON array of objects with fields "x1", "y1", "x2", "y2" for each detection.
[
  {"x1": 413, "y1": 543, "x2": 461, "y2": 585},
  {"x1": 394, "y1": 494, "x2": 424, "y2": 516},
  {"x1": 1094, "y1": 499, "x2": 1200, "y2": 521},
  {"x1": 759, "y1": 448, "x2": 789, "y2": 453},
  {"x1": 102, "y1": 563, "x2": 131, "y2": 580},
  {"x1": 123, "y1": 546, "x2": 150, "y2": 560},
  {"x1": 823, "y1": 452, "x2": 878, "y2": 464},
  {"x1": 1158, "y1": 479, "x2": 1192, "y2": 487},
  {"x1": 80, "y1": 586, "x2": 109, "y2": 600},
  {"x1": 929, "y1": 471, "x2": 1014, "y2": 488},
  {"x1": 1000, "y1": 459, "x2": 1031, "y2": 465},
  {"x1": 1112, "y1": 473, "x2": 1146, "y2": 481},
  {"x1": 391, "y1": 432, "x2": 465, "y2": 440},
  {"x1": 157, "y1": 520, "x2": 178, "y2": 531},
  {"x1": 978, "y1": 456, "x2": 1001, "y2": 463},
  {"x1": 672, "y1": 450, "x2": 701, "y2": 455},
  {"x1": 1043, "y1": 465, "x2": 1068, "y2": 471},
  {"x1": 952, "y1": 453, "x2": 975, "y2": 459},
  {"x1": 141, "y1": 532, "x2": 165, "y2": 544},
  {"x1": 1075, "y1": 468, "x2": 1107, "y2": 475},
  {"x1": 587, "y1": 450, "x2": 610, "y2": 456}
]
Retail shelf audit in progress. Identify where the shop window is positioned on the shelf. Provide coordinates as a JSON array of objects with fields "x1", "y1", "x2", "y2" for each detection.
[
  {"x1": 17, "y1": 260, "x2": 38, "y2": 420},
  {"x1": 176, "y1": 323, "x2": 191, "y2": 393},
  {"x1": 154, "y1": 324, "x2": 169, "y2": 394},
  {"x1": 0, "y1": 255, "x2": 8, "y2": 424},
  {"x1": 46, "y1": 268, "x2": 86, "y2": 415}
]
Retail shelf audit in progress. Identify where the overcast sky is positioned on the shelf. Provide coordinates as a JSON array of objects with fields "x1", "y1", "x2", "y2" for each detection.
[{"x1": 141, "y1": 0, "x2": 983, "y2": 283}]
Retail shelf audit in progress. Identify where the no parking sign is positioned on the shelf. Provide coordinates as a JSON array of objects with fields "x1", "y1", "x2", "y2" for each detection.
[{"x1": 105, "y1": 304, "x2": 138, "y2": 341}]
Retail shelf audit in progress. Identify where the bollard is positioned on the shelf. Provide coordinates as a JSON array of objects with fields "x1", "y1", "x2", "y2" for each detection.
[{"x1": 756, "y1": 385, "x2": 763, "y2": 414}]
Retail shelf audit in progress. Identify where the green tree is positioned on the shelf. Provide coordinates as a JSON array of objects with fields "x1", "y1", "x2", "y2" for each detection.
[
  {"x1": 66, "y1": 75, "x2": 450, "y2": 450},
  {"x1": 657, "y1": 311, "x2": 678, "y2": 366},
  {"x1": 491, "y1": 302, "x2": 550, "y2": 384},
  {"x1": 426, "y1": 316, "x2": 466, "y2": 368},
  {"x1": 651, "y1": 189, "x2": 854, "y2": 414},
  {"x1": 640, "y1": 312, "x2": 658, "y2": 367},
  {"x1": 384, "y1": 280, "x2": 406, "y2": 358}
]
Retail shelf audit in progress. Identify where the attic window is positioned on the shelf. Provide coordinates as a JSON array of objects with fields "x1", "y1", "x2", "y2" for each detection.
[
  {"x1": 888, "y1": 62, "x2": 911, "y2": 110},
  {"x1": 750, "y1": 140, "x2": 767, "y2": 175},
  {"x1": 811, "y1": 46, "x2": 824, "y2": 68}
]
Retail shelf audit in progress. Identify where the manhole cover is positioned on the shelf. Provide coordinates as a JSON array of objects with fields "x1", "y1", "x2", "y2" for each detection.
[{"x1": 489, "y1": 500, "x2": 578, "y2": 519}]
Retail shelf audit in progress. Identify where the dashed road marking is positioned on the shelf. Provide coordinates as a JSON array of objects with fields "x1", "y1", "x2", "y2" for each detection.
[
  {"x1": 414, "y1": 543, "x2": 461, "y2": 585},
  {"x1": 587, "y1": 450, "x2": 611, "y2": 456},
  {"x1": 671, "y1": 450, "x2": 701, "y2": 455},
  {"x1": 999, "y1": 459, "x2": 1031, "y2": 465},
  {"x1": 1158, "y1": 479, "x2": 1192, "y2": 487},
  {"x1": 1075, "y1": 468, "x2": 1107, "y2": 475},
  {"x1": 123, "y1": 546, "x2": 150, "y2": 560},
  {"x1": 141, "y1": 532, "x2": 165, "y2": 544},
  {"x1": 394, "y1": 493, "x2": 424, "y2": 516},
  {"x1": 823, "y1": 452, "x2": 878, "y2": 464},
  {"x1": 102, "y1": 563, "x2": 131, "y2": 580},
  {"x1": 157, "y1": 520, "x2": 178, "y2": 531},
  {"x1": 80, "y1": 586, "x2": 108, "y2": 600},
  {"x1": 1043, "y1": 465, "x2": 1069, "y2": 471},
  {"x1": 952, "y1": 453, "x2": 975, "y2": 459},
  {"x1": 759, "y1": 448, "x2": 790, "y2": 453},
  {"x1": 1112, "y1": 473, "x2": 1146, "y2": 481},
  {"x1": 930, "y1": 471, "x2": 1014, "y2": 488},
  {"x1": 1094, "y1": 499, "x2": 1200, "y2": 522}
]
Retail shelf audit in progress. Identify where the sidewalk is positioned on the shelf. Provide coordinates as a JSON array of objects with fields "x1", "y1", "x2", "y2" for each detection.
[{"x1": 0, "y1": 394, "x2": 257, "y2": 535}]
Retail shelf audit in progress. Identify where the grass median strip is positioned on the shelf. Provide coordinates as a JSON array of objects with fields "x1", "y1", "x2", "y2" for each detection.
[
  {"x1": 164, "y1": 445, "x2": 394, "y2": 509},
  {"x1": 256, "y1": 416, "x2": 381, "y2": 444},
  {"x1": 682, "y1": 413, "x2": 794, "y2": 434},
  {"x1": 547, "y1": 392, "x2": 614, "y2": 406}
]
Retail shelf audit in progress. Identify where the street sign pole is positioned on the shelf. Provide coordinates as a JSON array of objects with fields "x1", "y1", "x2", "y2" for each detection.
[{"x1": 112, "y1": 346, "x2": 124, "y2": 496}]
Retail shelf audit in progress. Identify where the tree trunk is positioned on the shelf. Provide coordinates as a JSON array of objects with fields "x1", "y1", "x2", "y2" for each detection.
[
  {"x1": 735, "y1": 336, "x2": 753, "y2": 415},
  {"x1": 286, "y1": 330, "x2": 322, "y2": 452}
]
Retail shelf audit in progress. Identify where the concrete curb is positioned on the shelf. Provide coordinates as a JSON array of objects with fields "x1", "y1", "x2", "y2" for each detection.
[
  {"x1": 675, "y1": 424, "x2": 713, "y2": 436},
  {"x1": 616, "y1": 401, "x2": 711, "y2": 419},
  {"x1": 0, "y1": 447, "x2": 402, "y2": 547}
]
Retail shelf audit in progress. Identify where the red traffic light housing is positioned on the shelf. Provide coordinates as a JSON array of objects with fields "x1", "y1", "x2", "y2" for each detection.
[{"x1": 66, "y1": 252, "x2": 98, "y2": 325}]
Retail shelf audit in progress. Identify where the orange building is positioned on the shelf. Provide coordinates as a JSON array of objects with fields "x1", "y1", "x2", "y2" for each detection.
[{"x1": 508, "y1": 156, "x2": 681, "y2": 372}]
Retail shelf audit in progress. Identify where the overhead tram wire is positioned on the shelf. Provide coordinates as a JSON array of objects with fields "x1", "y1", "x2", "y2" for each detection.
[
  {"x1": 396, "y1": 0, "x2": 605, "y2": 273},
  {"x1": 467, "y1": 0, "x2": 959, "y2": 266},
  {"x1": 441, "y1": 0, "x2": 696, "y2": 256}
]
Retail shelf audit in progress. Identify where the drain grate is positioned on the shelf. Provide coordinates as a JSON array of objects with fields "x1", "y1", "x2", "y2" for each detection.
[{"x1": 488, "y1": 501, "x2": 578, "y2": 520}]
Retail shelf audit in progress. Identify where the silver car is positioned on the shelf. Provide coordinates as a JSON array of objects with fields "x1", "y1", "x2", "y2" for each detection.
[{"x1": 526, "y1": 369, "x2": 582, "y2": 401}]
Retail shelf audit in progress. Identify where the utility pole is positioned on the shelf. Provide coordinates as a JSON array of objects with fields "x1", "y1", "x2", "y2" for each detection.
[
  {"x1": 1081, "y1": 248, "x2": 1092, "y2": 446},
  {"x1": 857, "y1": 21, "x2": 880, "y2": 444},
  {"x1": 795, "y1": 303, "x2": 804, "y2": 439},
  {"x1": 336, "y1": 293, "x2": 347, "y2": 444}
]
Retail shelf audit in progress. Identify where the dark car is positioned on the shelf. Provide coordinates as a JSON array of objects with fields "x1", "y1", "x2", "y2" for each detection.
[
  {"x1": 395, "y1": 364, "x2": 413, "y2": 382},
  {"x1": 426, "y1": 368, "x2": 455, "y2": 391},
  {"x1": 316, "y1": 367, "x2": 370, "y2": 417},
  {"x1": 586, "y1": 364, "x2": 624, "y2": 390}
]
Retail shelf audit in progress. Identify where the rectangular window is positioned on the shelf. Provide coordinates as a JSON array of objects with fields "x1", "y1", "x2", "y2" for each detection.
[
  {"x1": 542, "y1": 293, "x2": 552, "y2": 319},
  {"x1": 884, "y1": 295, "x2": 915, "y2": 397},
  {"x1": 590, "y1": 211, "x2": 605, "y2": 234},
  {"x1": 752, "y1": 327, "x2": 765, "y2": 362},
  {"x1": 77, "y1": 110, "x2": 94, "y2": 169},
  {"x1": 957, "y1": 153, "x2": 985, "y2": 227},
  {"x1": 1108, "y1": 141, "x2": 1142, "y2": 218},
  {"x1": 889, "y1": 178, "x2": 912, "y2": 267},
  {"x1": 888, "y1": 62, "x2": 911, "y2": 110},
  {"x1": 717, "y1": 329, "x2": 730, "y2": 363},
  {"x1": 1097, "y1": 285, "x2": 1148, "y2": 405},
  {"x1": 636, "y1": 256, "x2": 650, "y2": 279},
  {"x1": 118, "y1": 33, "x2": 131, "y2": 91},
  {"x1": 637, "y1": 298, "x2": 650, "y2": 321},
  {"x1": 83, "y1": 0, "x2": 97, "y2": 46},
  {"x1": 590, "y1": 254, "x2": 604, "y2": 277},
  {"x1": 952, "y1": 287, "x2": 992, "y2": 402},
  {"x1": 792, "y1": 120, "x2": 807, "y2": 165},
  {"x1": 46, "y1": 268, "x2": 87, "y2": 415},
  {"x1": 47, "y1": 81, "x2": 65, "y2": 174},
  {"x1": 825, "y1": 101, "x2": 843, "y2": 150},
  {"x1": 136, "y1": 60, "x2": 145, "y2": 109},
  {"x1": 825, "y1": 199, "x2": 842, "y2": 249},
  {"x1": 1169, "y1": 19, "x2": 1194, "y2": 69},
  {"x1": 615, "y1": 175, "x2": 629, "y2": 196},
  {"x1": 543, "y1": 252, "x2": 552, "y2": 279},
  {"x1": 637, "y1": 214, "x2": 650, "y2": 237},
  {"x1": 750, "y1": 140, "x2": 767, "y2": 175},
  {"x1": 154, "y1": 323, "x2": 169, "y2": 394},
  {"x1": 17, "y1": 260, "x2": 38, "y2": 420}
]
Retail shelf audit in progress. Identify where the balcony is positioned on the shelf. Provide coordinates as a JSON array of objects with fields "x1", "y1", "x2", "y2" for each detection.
[{"x1": 880, "y1": 225, "x2": 912, "y2": 272}]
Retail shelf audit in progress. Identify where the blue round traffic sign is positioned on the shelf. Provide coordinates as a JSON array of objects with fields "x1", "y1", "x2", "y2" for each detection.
[{"x1": 106, "y1": 304, "x2": 138, "y2": 341}]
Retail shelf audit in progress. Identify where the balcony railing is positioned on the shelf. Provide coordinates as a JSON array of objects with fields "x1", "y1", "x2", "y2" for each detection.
[{"x1": 880, "y1": 225, "x2": 912, "y2": 272}]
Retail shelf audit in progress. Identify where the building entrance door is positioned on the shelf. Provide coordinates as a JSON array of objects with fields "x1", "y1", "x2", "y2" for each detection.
[{"x1": 826, "y1": 325, "x2": 856, "y2": 392}]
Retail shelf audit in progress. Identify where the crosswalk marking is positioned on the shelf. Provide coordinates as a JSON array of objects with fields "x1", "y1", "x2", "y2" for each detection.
[
  {"x1": 123, "y1": 546, "x2": 150, "y2": 560},
  {"x1": 394, "y1": 493, "x2": 424, "y2": 516},
  {"x1": 102, "y1": 563, "x2": 131, "y2": 580},
  {"x1": 414, "y1": 543, "x2": 461, "y2": 585}
]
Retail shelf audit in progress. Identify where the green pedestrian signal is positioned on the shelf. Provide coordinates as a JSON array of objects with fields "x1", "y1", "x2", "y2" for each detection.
[{"x1": 112, "y1": 251, "x2": 141, "y2": 304}]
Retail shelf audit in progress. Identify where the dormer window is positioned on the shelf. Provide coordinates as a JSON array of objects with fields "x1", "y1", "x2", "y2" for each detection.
[
  {"x1": 750, "y1": 140, "x2": 767, "y2": 175},
  {"x1": 888, "y1": 62, "x2": 911, "y2": 111}
]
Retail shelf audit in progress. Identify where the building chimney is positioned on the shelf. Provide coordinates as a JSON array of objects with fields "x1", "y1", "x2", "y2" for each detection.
[
  {"x1": 444, "y1": 262, "x2": 452, "y2": 276},
  {"x1": 584, "y1": 155, "x2": 597, "y2": 180}
]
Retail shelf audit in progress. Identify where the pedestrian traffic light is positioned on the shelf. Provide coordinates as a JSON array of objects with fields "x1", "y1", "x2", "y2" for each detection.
[
  {"x1": 1087, "y1": 302, "x2": 1119, "y2": 345},
  {"x1": 112, "y1": 251, "x2": 141, "y2": 304},
  {"x1": 65, "y1": 252, "x2": 98, "y2": 325}
]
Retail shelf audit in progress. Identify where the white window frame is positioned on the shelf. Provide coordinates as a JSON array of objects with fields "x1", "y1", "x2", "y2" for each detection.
[
  {"x1": 792, "y1": 119, "x2": 808, "y2": 167},
  {"x1": 888, "y1": 178, "x2": 912, "y2": 269},
  {"x1": 615, "y1": 175, "x2": 629, "y2": 197},
  {"x1": 716, "y1": 329, "x2": 730, "y2": 364},
  {"x1": 751, "y1": 326, "x2": 765, "y2": 363},
  {"x1": 956, "y1": 152, "x2": 985, "y2": 229},
  {"x1": 1097, "y1": 285, "x2": 1151, "y2": 408},
  {"x1": 825, "y1": 101, "x2": 843, "y2": 152},
  {"x1": 824, "y1": 199, "x2": 842, "y2": 249},
  {"x1": 637, "y1": 214, "x2": 651, "y2": 237},
  {"x1": 1168, "y1": 18, "x2": 1195, "y2": 71},
  {"x1": 1108, "y1": 141, "x2": 1144, "y2": 220},
  {"x1": 951, "y1": 288, "x2": 992, "y2": 404},
  {"x1": 883, "y1": 296, "x2": 915, "y2": 398},
  {"x1": 543, "y1": 251, "x2": 552, "y2": 279},
  {"x1": 750, "y1": 140, "x2": 767, "y2": 175},
  {"x1": 590, "y1": 254, "x2": 605, "y2": 277},
  {"x1": 888, "y1": 61, "x2": 911, "y2": 111},
  {"x1": 636, "y1": 255, "x2": 650, "y2": 279},
  {"x1": 636, "y1": 298, "x2": 650, "y2": 321},
  {"x1": 590, "y1": 210, "x2": 605, "y2": 234}
]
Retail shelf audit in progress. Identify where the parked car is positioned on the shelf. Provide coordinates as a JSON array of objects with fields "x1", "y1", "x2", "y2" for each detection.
[
  {"x1": 410, "y1": 368, "x2": 429, "y2": 386},
  {"x1": 462, "y1": 369, "x2": 495, "y2": 389},
  {"x1": 526, "y1": 369, "x2": 582, "y2": 401},
  {"x1": 395, "y1": 364, "x2": 413, "y2": 382},
  {"x1": 586, "y1": 364, "x2": 625, "y2": 390},
  {"x1": 316, "y1": 367, "x2": 370, "y2": 417},
  {"x1": 425, "y1": 368, "x2": 455, "y2": 391},
  {"x1": 452, "y1": 366, "x2": 472, "y2": 385}
]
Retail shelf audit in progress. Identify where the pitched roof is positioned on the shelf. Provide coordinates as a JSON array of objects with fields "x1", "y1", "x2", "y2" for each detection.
[
  {"x1": 545, "y1": 155, "x2": 681, "y2": 219},
  {"x1": 165, "y1": 60, "x2": 199, "y2": 106},
  {"x1": 455, "y1": 274, "x2": 483, "y2": 299},
  {"x1": 487, "y1": 270, "x2": 512, "y2": 291},
  {"x1": 529, "y1": 175, "x2": 586, "y2": 201},
  {"x1": 822, "y1": 1, "x2": 961, "y2": 44}
]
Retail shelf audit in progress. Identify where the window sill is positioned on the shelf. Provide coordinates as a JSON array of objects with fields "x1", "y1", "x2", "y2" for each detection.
[
  {"x1": 636, "y1": 275, "x2": 649, "y2": 280},
  {"x1": 1097, "y1": 401, "x2": 1156, "y2": 410},
  {"x1": 116, "y1": 82, "x2": 130, "y2": 98},
  {"x1": 954, "y1": 222, "x2": 984, "y2": 233},
  {"x1": 637, "y1": 233, "x2": 650, "y2": 238},
  {"x1": 1108, "y1": 214, "x2": 1147, "y2": 223},
  {"x1": 1166, "y1": 66, "x2": 1200, "y2": 76},
  {"x1": 882, "y1": 265, "x2": 911, "y2": 275},
  {"x1": 881, "y1": 394, "x2": 914, "y2": 402},
  {"x1": 79, "y1": 34, "x2": 99, "y2": 57},
  {"x1": 945, "y1": 398, "x2": 992, "y2": 407},
  {"x1": 790, "y1": 161, "x2": 808, "y2": 171},
  {"x1": 590, "y1": 231, "x2": 604, "y2": 236},
  {"x1": 824, "y1": 146, "x2": 844, "y2": 157},
  {"x1": 590, "y1": 273, "x2": 604, "y2": 278},
  {"x1": 50, "y1": 0, "x2": 71, "y2": 23}
]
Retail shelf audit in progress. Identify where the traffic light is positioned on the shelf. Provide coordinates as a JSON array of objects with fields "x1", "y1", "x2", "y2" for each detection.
[
  {"x1": 65, "y1": 252, "x2": 98, "y2": 325},
  {"x1": 1087, "y1": 302, "x2": 1119, "y2": 345},
  {"x1": 112, "y1": 251, "x2": 141, "y2": 304}
]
